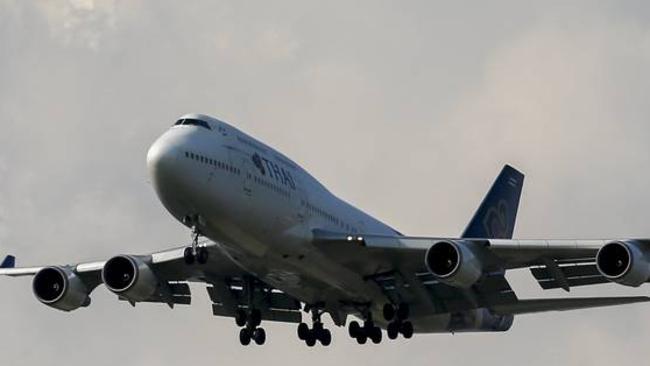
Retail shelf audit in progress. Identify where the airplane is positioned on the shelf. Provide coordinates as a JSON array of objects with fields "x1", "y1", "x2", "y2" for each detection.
[{"x1": 2, "y1": 113, "x2": 650, "y2": 347}]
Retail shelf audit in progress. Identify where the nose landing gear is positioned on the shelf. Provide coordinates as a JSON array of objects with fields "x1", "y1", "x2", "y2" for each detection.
[{"x1": 182, "y1": 217, "x2": 209, "y2": 265}]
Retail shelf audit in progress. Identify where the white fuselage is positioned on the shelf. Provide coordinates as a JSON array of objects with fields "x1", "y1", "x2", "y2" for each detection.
[{"x1": 146, "y1": 114, "x2": 398, "y2": 311}]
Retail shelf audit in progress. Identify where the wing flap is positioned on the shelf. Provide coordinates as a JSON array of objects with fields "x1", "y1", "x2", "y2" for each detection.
[
  {"x1": 492, "y1": 296, "x2": 650, "y2": 315},
  {"x1": 530, "y1": 263, "x2": 611, "y2": 290}
]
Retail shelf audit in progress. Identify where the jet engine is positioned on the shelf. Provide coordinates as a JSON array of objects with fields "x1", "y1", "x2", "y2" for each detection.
[
  {"x1": 32, "y1": 266, "x2": 90, "y2": 312},
  {"x1": 596, "y1": 240, "x2": 650, "y2": 287},
  {"x1": 447, "y1": 308, "x2": 514, "y2": 333},
  {"x1": 425, "y1": 240, "x2": 483, "y2": 288},
  {"x1": 102, "y1": 255, "x2": 159, "y2": 302}
]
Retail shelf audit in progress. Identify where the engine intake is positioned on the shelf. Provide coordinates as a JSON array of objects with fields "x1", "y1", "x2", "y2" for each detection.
[
  {"x1": 32, "y1": 266, "x2": 90, "y2": 312},
  {"x1": 596, "y1": 240, "x2": 650, "y2": 287},
  {"x1": 425, "y1": 240, "x2": 483, "y2": 288},
  {"x1": 102, "y1": 255, "x2": 159, "y2": 302}
]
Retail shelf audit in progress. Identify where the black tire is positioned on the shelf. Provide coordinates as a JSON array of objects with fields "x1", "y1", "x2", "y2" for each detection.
[
  {"x1": 319, "y1": 329, "x2": 332, "y2": 346},
  {"x1": 356, "y1": 334, "x2": 367, "y2": 345},
  {"x1": 363, "y1": 321, "x2": 375, "y2": 334},
  {"x1": 397, "y1": 303, "x2": 410, "y2": 320},
  {"x1": 297, "y1": 323, "x2": 309, "y2": 340},
  {"x1": 383, "y1": 304, "x2": 395, "y2": 322},
  {"x1": 370, "y1": 327, "x2": 382, "y2": 344},
  {"x1": 249, "y1": 309, "x2": 262, "y2": 327},
  {"x1": 183, "y1": 247, "x2": 195, "y2": 265},
  {"x1": 253, "y1": 328, "x2": 266, "y2": 345},
  {"x1": 197, "y1": 247, "x2": 209, "y2": 264},
  {"x1": 400, "y1": 321, "x2": 414, "y2": 339},
  {"x1": 313, "y1": 321, "x2": 323, "y2": 332},
  {"x1": 305, "y1": 331, "x2": 317, "y2": 347},
  {"x1": 235, "y1": 309, "x2": 247, "y2": 327},
  {"x1": 348, "y1": 321, "x2": 361, "y2": 338},
  {"x1": 387, "y1": 322, "x2": 399, "y2": 340},
  {"x1": 239, "y1": 328, "x2": 251, "y2": 346}
]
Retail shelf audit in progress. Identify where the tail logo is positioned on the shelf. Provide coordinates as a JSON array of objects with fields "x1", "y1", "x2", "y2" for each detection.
[{"x1": 482, "y1": 200, "x2": 510, "y2": 238}]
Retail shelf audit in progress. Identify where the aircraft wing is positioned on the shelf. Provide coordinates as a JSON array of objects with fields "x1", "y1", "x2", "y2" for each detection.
[
  {"x1": 0, "y1": 242, "x2": 302, "y2": 322},
  {"x1": 312, "y1": 230, "x2": 650, "y2": 314},
  {"x1": 312, "y1": 230, "x2": 605, "y2": 276}
]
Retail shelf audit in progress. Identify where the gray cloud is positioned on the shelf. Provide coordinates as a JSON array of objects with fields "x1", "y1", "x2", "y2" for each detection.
[{"x1": 1, "y1": 1, "x2": 650, "y2": 365}]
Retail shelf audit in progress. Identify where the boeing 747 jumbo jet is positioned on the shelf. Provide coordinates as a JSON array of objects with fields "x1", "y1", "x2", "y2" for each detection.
[{"x1": 2, "y1": 114, "x2": 650, "y2": 347}]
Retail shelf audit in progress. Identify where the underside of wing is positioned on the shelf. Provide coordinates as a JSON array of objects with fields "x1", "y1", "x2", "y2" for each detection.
[{"x1": 491, "y1": 296, "x2": 650, "y2": 315}]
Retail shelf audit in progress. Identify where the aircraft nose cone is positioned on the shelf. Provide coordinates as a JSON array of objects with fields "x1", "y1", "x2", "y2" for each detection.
[{"x1": 147, "y1": 135, "x2": 180, "y2": 188}]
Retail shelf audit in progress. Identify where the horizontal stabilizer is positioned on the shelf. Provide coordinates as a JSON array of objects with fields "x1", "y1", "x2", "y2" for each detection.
[
  {"x1": 492, "y1": 296, "x2": 650, "y2": 315},
  {"x1": 1, "y1": 255, "x2": 15, "y2": 269}
]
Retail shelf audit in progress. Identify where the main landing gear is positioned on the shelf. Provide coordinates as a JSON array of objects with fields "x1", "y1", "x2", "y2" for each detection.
[
  {"x1": 348, "y1": 317, "x2": 382, "y2": 345},
  {"x1": 383, "y1": 303, "x2": 414, "y2": 340},
  {"x1": 183, "y1": 220, "x2": 209, "y2": 265},
  {"x1": 236, "y1": 308, "x2": 266, "y2": 346},
  {"x1": 237, "y1": 277, "x2": 267, "y2": 346},
  {"x1": 297, "y1": 306, "x2": 332, "y2": 347}
]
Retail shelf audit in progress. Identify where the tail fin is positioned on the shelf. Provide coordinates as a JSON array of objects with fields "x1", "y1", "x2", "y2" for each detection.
[
  {"x1": 461, "y1": 165, "x2": 524, "y2": 239},
  {"x1": 1, "y1": 255, "x2": 15, "y2": 269}
]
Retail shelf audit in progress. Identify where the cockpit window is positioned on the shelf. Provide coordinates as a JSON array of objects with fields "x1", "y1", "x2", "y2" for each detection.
[{"x1": 173, "y1": 118, "x2": 212, "y2": 130}]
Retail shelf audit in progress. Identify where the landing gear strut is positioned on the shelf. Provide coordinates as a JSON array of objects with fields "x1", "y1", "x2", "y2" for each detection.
[
  {"x1": 183, "y1": 218, "x2": 208, "y2": 265},
  {"x1": 383, "y1": 303, "x2": 414, "y2": 340},
  {"x1": 297, "y1": 305, "x2": 332, "y2": 347}
]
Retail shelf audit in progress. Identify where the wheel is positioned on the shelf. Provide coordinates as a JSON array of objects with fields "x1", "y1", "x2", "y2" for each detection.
[
  {"x1": 239, "y1": 328, "x2": 251, "y2": 346},
  {"x1": 249, "y1": 309, "x2": 262, "y2": 327},
  {"x1": 363, "y1": 321, "x2": 375, "y2": 334},
  {"x1": 297, "y1": 323, "x2": 309, "y2": 340},
  {"x1": 313, "y1": 321, "x2": 324, "y2": 332},
  {"x1": 400, "y1": 321, "x2": 414, "y2": 339},
  {"x1": 197, "y1": 247, "x2": 209, "y2": 264},
  {"x1": 319, "y1": 329, "x2": 332, "y2": 346},
  {"x1": 383, "y1": 304, "x2": 395, "y2": 321},
  {"x1": 348, "y1": 321, "x2": 361, "y2": 338},
  {"x1": 235, "y1": 309, "x2": 247, "y2": 327},
  {"x1": 370, "y1": 327, "x2": 382, "y2": 344},
  {"x1": 183, "y1": 247, "x2": 195, "y2": 265},
  {"x1": 387, "y1": 322, "x2": 399, "y2": 340},
  {"x1": 356, "y1": 334, "x2": 368, "y2": 345},
  {"x1": 253, "y1": 328, "x2": 266, "y2": 345},
  {"x1": 396, "y1": 303, "x2": 410, "y2": 320},
  {"x1": 305, "y1": 331, "x2": 317, "y2": 347}
]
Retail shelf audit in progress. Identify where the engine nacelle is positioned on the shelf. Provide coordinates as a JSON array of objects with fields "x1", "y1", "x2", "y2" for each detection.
[
  {"x1": 596, "y1": 240, "x2": 650, "y2": 287},
  {"x1": 425, "y1": 240, "x2": 483, "y2": 288},
  {"x1": 448, "y1": 308, "x2": 514, "y2": 333},
  {"x1": 32, "y1": 266, "x2": 90, "y2": 312},
  {"x1": 102, "y1": 255, "x2": 159, "y2": 302}
]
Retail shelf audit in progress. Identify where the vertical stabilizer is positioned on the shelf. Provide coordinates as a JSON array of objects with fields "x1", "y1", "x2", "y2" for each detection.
[
  {"x1": 1, "y1": 255, "x2": 15, "y2": 269},
  {"x1": 461, "y1": 165, "x2": 524, "y2": 239}
]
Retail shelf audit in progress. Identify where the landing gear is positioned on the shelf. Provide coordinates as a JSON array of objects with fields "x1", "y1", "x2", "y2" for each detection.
[
  {"x1": 383, "y1": 303, "x2": 414, "y2": 340},
  {"x1": 297, "y1": 305, "x2": 332, "y2": 347},
  {"x1": 183, "y1": 219, "x2": 208, "y2": 265},
  {"x1": 348, "y1": 312, "x2": 383, "y2": 345},
  {"x1": 237, "y1": 278, "x2": 266, "y2": 346},
  {"x1": 236, "y1": 308, "x2": 266, "y2": 346}
]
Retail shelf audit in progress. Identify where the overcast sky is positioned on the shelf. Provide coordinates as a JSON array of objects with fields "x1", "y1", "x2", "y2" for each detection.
[{"x1": 1, "y1": 1, "x2": 650, "y2": 365}]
